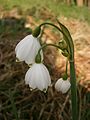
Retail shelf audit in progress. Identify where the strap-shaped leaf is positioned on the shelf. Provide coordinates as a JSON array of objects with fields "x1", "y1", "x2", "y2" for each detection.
[
  {"x1": 57, "y1": 20, "x2": 77, "y2": 120},
  {"x1": 57, "y1": 19, "x2": 74, "y2": 60}
]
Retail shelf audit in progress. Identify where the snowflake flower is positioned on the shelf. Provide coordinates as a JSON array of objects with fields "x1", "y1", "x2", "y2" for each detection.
[
  {"x1": 15, "y1": 35, "x2": 43, "y2": 64},
  {"x1": 55, "y1": 78, "x2": 71, "y2": 93},
  {"x1": 25, "y1": 63, "x2": 51, "y2": 91}
]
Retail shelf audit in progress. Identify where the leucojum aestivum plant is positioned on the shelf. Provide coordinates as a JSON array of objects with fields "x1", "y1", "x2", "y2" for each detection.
[{"x1": 15, "y1": 20, "x2": 78, "y2": 120}]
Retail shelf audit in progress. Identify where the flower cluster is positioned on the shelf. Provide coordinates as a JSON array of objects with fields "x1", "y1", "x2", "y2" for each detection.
[
  {"x1": 15, "y1": 21, "x2": 78, "y2": 120},
  {"x1": 15, "y1": 33, "x2": 71, "y2": 93},
  {"x1": 15, "y1": 34, "x2": 51, "y2": 92}
]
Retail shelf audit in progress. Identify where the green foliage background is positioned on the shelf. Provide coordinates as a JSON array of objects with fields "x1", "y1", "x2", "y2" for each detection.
[{"x1": 0, "y1": 0, "x2": 90, "y2": 24}]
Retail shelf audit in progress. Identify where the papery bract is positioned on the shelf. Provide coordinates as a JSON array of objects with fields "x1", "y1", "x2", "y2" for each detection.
[
  {"x1": 25, "y1": 63, "x2": 51, "y2": 91},
  {"x1": 15, "y1": 35, "x2": 43, "y2": 64}
]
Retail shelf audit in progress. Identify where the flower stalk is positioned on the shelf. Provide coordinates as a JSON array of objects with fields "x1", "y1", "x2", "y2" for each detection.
[
  {"x1": 57, "y1": 21, "x2": 78, "y2": 120},
  {"x1": 39, "y1": 21, "x2": 78, "y2": 120},
  {"x1": 70, "y1": 60, "x2": 77, "y2": 120},
  {"x1": 37, "y1": 43, "x2": 61, "y2": 54}
]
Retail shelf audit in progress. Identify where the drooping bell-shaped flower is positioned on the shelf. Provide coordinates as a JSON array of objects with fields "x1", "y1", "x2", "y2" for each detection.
[
  {"x1": 25, "y1": 63, "x2": 51, "y2": 91},
  {"x1": 55, "y1": 78, "x2": 71, "y2": 93},
  {"x1": 15, "y1": 35, "x2": 43, "y2": 65}
]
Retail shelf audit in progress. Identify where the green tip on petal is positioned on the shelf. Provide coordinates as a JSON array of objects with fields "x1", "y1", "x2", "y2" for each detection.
[
  {"x1": 28, "y1": 64, "x2": 32, "y2": 68},
  {"x1": 43, "y1": 88, "x2": 47, "y2": 93},
  {"x1": 16, "y1": 58, "x2": 20, "y2": 62},
  {"x1": 58, "y1": 40, "x2": 68, "y2": 50},
  {"x1": 30, "y1": 88, "x2": 33, "y2": 91},
  {"x1": 62, "y1": 50, "x2": 69, "y2": 57}
]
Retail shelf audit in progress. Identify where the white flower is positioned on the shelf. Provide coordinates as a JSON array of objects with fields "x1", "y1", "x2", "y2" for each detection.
[
  {"x1": 25, "y1": 63, "x2": 51, "y2": 91},
  {"x1": 15, "y1": 35, "x2": 43, "y2": 64},
  {"x1": 55, "y1": 78, "x2": 71, "y2": 93}
]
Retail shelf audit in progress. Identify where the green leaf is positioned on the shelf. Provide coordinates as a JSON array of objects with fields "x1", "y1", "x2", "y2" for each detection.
[
  {"x1": 57, "y1": 19, "x2": 74, "y2": 60},
  {"x1": 57, "y1": 19, "x2": 72, "y2": 41}
]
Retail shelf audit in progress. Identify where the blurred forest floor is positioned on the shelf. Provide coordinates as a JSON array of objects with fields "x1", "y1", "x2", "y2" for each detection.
[{"x1": 0, "y1": 6, "x2": 90, "y2": 120}]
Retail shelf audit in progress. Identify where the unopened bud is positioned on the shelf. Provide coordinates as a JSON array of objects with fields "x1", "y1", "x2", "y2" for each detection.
[
  {"x1": 62, "y1": 50, "x2": 69, "y2": 57},
  {"x1": 58, "y1": 40, "x2": 67, "y2": 50}
]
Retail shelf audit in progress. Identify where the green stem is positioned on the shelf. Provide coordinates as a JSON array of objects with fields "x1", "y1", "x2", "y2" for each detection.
[
  {"x1": 35, "y1": 43, "x2": 61, "y2": 63},
  {"x1": 39, "y1": 22, "x2": 78, "y2": 120},
  {"x1": 70, "y1": 61, "x2": 77, "y2": 120},
  {"x1": 63, "y1": 59, "x2": 68, "y2": 80},
  {"x1": 39, "y1": 22, "x2": 74, "y2": 60},
  {"x1": 56, "y1": 20, "x2": 78, "y2": 120},
  {"x1": 38, "y1": 43, "x2": 61, "y2": 54},
  {"x1": 65, "y1": 58, "x2": 68, "y2": 75}
]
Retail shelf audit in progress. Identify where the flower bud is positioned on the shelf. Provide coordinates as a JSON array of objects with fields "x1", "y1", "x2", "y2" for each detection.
[
  {"x1": 62, "y1": 49, "x2": 69, "y2": 57},
  {"x1": 55, "y1": 78, "x2": 71, "y2": 94},
  {"x1": 58, "y1": 40, "x2": 67, "y2": 50}
]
